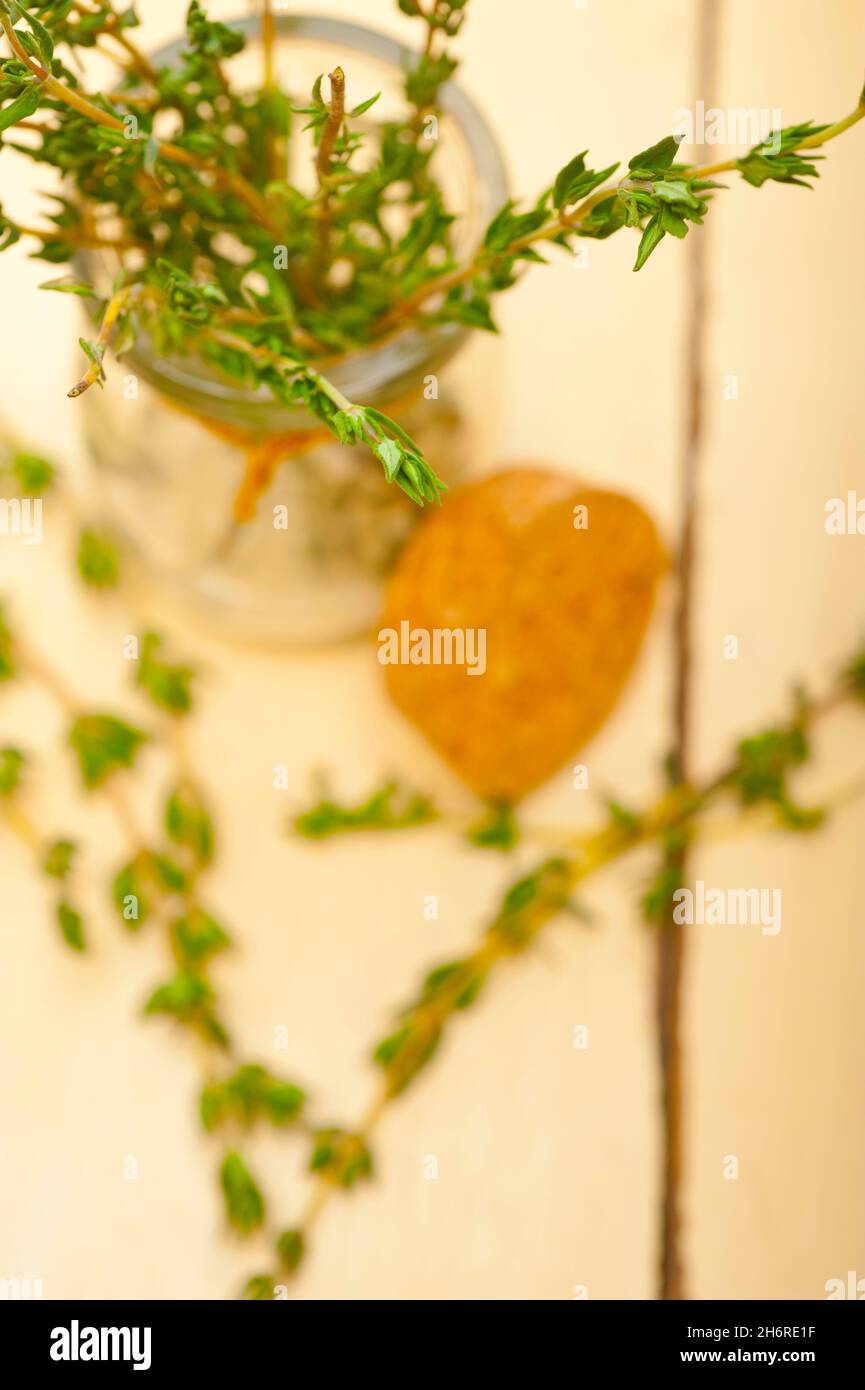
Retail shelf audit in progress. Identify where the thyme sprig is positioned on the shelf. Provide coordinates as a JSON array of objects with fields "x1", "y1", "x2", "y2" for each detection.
[
  {"x1": 0, "y1": 742, "x2": 87, "y2": 948},
  {"x1": 245, "y1": 651, "x2": 865, "y2": 1294},
  {"x1": 293, "y1": 777, "x2": 438, "y2": 839},
  {"x1": 1, "y1": 1, "x2": 861, "y2": 509},
  {"x1": 0, "y1": 601, "x2": 310, "y2": 1237}
]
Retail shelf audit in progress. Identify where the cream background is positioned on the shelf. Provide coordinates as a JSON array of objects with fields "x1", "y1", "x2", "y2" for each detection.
[{"x1": 0, "y1": 0, "x2": 863, "y2": 1300}]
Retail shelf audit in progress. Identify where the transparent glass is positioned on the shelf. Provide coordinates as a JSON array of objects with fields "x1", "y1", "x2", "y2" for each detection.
[{"x1": 79, "y1": 13, "x2": 507, "y2": 644}]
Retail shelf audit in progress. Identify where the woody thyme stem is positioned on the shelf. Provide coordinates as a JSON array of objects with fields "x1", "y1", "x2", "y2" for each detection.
[
  {"x1": 315, "y1": 67, "x2": 346, "y2": 270},
  {"x1": 68, "y1": 284, "x2": 133, "y2": 398},
  {"x1": 262, "y1": 0, "x2": 276, "y2": 89}
]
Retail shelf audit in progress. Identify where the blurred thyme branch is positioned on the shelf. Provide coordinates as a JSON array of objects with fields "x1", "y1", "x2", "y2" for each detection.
[
  {"x1": 373, "y1": 100, "x2": 865, "y2": 332},
  {"x1": 314, "y1": 66, "x2": 345, "y2": 270},
  {"x1": 245, "y1": 652, "x2": 865, "y2": 1295},
  {"x1": 0, "y1": 601, "x2": 311, "y2": 1237}
]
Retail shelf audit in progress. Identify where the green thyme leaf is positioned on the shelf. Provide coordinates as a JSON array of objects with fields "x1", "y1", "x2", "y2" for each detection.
[
  {"x1": 68, "y1": 714, "x2": 148, "y2": 788},
  {"x1": 220, "y1": 1151, "x2": 265, "y2": 1234},
  {"x1": 112, "y1": 852, "x2": 152, "y2": 929},
  {"x1": 57, "y1": 899, "x2": 85, "y2": 952},
  {"x1": 0, "y1": 745, "x2": 24, "y2": 796},
  {"x1": 734, "y1": 726, "x2": 823, "y2": 830},
  {"x1": 144, "y1": 970, "x2": 213, "y2": 1019},
  {"x1": 200, "y1": 1065, "x2": 304, "y2": 1132},
  {"x1": 244, "y1": 1275, "x2": 276, "y2": 1300},
  {"x1": 466, "y1": 801, "x2": 519, "y2": 851},
  {"x1": 165, "y1": 785, "x2": 215, "y2": 864},
  {"x1": 276, "y1": 1228, "x2": 305, "y2": 1273},
  {"x1": 9, "y1": 451, "x2": 54, "y2": 493},
  {"x1": 843, "y1": 649, "x2": 865, "y2": 701},
  {"x1": 552, "y1": 153, "x2": 619, "y2": 209},
  {"x1": 642, "y1": 863, "x2": 683, "y2": 924},
  {"x1": 633, "y1": 213, "x2": 666, "y2": 271},
  {"x1": 152, "y1": 853, "x2": 188, "y2": 893},
  {"x1": 605, "y1": 799, "x2": 641, "y2": 834},
  {"x1": 43, "y1": 838, "x2": 76, "y2": 881},
  {"x1": 76, "y1": 527, "x2": 120, "y2": 588},
  {"x1": 136, "y1": 632, "x2": 195, "y2": 715},
  {"x1": 39, "y1": 277, "x2": 97, "y2": 298},
  {"x1": 350, "y1": 92, "x2": 381, "y2": 117},
  {"x1": 309, "y1": 1128, "x2": 373, "y2": 1188},
  {"x1": 629, "y1": 134, "x2": 682, "y2": 175},
  {"x1": 737, "y1": 122, "x2": 827, "y2": 189},
  {"x1": 0, "y1": 606, "x2": 15, "y2": 681},
  {"x1": 171, "y1": 909, "x2": 231, "y2": 966},
  {"x1": 0, "y1": 85, "x2": 40, "y2": 135}
]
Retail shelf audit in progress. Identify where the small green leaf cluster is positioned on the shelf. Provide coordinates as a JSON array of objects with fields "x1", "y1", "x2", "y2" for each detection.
[
  {"x1": 491, "y1": 855, "x2": 574, "y2": 948},
  {"x1": 309, "y1": 1127, "x2": 373, "y2": 1188},
  {"x1": 113, "y1": 819, "x2": 230, "y2": 1043},
  {"x1": 328, "y1": 403, "x2": 448, "y2": 506},
  {"x1": 399, "y1": 0, "x2": 468, "y2": 39},
  {"x1": 466, "y1": 800, "x2": 519, "y2": 851},
  {"x1": 0, "y1": 742, "x2": 24, "y2": 794},
  {"x1": 641, "y1": 827, "x2": 688, "y2": 925},
  {"x1": 42, "y1": 837, "x2": 88, "y2": 954},
  {"x1": 136, "y1": 631, "x2": 195, "y2": 716},
  {"x1": 168, "y1": 907, "x2": 229, "y2": 967},
  {"x1": 68, "y1": 713, "x2": 148, "y2": 788},
  {"x1": 619, "y1": 135, "x2": 721, "y2": 271},
  {"x1": 144, "y1": 969, "x2": 228, "y2": 1047},
  {"x1": 76, "y1": 527, "x2": 120, "y2": 589},
  {"x1": 165, "y1": 783, "x2": 214, "y2": 865},
  {"x1": 55, "y1": 900, "x2": 85, "y2": 951},
  {"x1": 200, "y1": 1065, "x2": 305, "y2": 1132},
  {"x1": 844, "y1": 649, "x2": 865, "y2": 702},
  {"x1": 112, "y1": 846, "x2": 188, "y2": 929},
  {"x1": 220, "y1": 1151, "x2": 265, "y2": 1234},
  {"x1": 733, "y1": 724, "x2": 824, "y2": 830},
  {"x1": 736, "y1": 122, "x2": 827, "y2": 188},
  {"x1": 244, "y1": 1229, "x2": 305, "y2": 1298},
  {"x1": 43, "y1": 836, "x2": 76, "y2": 880},
  {"x1": 373, "y1": 955, "x2": 486, "y2": 1095},
  {"x1": 0, "y1": 443, "x2": 54, "y2": 494},
  {"x1": 293, "y1": 778, "x2": 437, "y2": 838},
  {"x1": 0, "y1": 604, "x2": 14, "y2": 680},
  {"x1": 43, "y1": 838, "x2": 85, "y2": 952}
]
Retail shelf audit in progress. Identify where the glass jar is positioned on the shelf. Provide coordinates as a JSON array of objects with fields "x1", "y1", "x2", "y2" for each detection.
[{"x1": 78, "y1": 12, "x2": 507, "y2": 644}]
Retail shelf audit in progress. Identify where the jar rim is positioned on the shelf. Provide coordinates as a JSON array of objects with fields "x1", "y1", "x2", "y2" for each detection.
[{"x1": 86, "y1": 11, "x2": 509, "y2": 414}]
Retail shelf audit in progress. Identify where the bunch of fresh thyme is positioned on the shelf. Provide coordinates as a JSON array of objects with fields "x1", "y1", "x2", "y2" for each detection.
[{"x1": 0, "y1": 0, "x2": 862, "y2": 510}]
